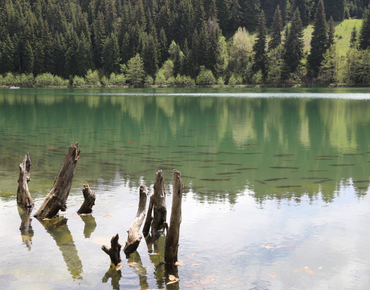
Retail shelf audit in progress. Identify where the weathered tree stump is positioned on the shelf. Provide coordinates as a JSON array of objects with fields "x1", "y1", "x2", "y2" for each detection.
[
  {"x1": 34, "y1": 143, "x2": 80, "y2": 220},
  {"x1": 77, "y1": 184, "x2": 96, "y2": 214},
  {"x1": 102, "y1": 234, "x2": 122, "y2": 265},
  {"x1": 123, "y1": 185, "x2": 147, "y2": 258},
  {"x1": 143, "y1": 170, "x2": 167, "y2": 238},
  {"x1": 17, "y1": 152, "x2": 34, "y2": 209},
  {"x1": 164, "y1": 169, "x2": 183, "y2": 266}
]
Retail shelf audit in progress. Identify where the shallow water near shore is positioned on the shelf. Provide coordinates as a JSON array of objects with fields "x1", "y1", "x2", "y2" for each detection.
[{"x1": 1, "y1": 87, "x2": 370, "y2": 289}]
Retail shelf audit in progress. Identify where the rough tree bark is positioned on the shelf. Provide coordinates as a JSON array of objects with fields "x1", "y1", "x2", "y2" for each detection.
[
  {"x1": 164, "y1": 169, "x2": 183, "y2": 265},
  {"x1": 34, "y1": 143, "x2": 80, "y2": 220},
  {"x1": 17, "y1": 152, "x2": 34, "y2": 209},
  {"x1": 102, "y1": 234, "x2": 122, "y2": 266},
  {"x1": 142, "y1": 194, "x2": 154, "y2": 237},
  {"x1": 77, "y1": 184, "x2": 96, "y2": 214},
  {"x1": 144, "y1": 170, "x2": 167, "y2": 238},
  {"x1": 123, "y1": 185, "x2": 147, "y2": 258}
]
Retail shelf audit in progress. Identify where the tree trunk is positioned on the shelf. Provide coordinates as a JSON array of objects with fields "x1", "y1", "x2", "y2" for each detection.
[
  {"x1": 17, "y1": 152, "x2": 34, "y2": 209},
  {"x1": 102, "y1": 233, "x2": 122, "y2": 266},
  {"x1": 164, "y1": 169, "x2": 183, "y2": 265},
  {"x1": 142, "y1": 194, "x2": 154, "y2": 237},
  {"x1": 77, "y1": 184, "x2": 96, "y2": 214},
  {"x1": 34, "y1": 143, "x2": 80, "y2": 220},
  {"x1": 123, "y1": 185, "x2": 147, "y2": 258},
  {"x1": 151, "y1": 170, "x2": 167, "y2": 237}
]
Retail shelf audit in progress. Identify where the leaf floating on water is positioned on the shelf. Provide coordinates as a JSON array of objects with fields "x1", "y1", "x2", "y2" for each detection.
[
  {"x1": 149, "y1": 252, "x2": 160, "y2": 256},
  {"x1": 274, "y1": 154, "x2": 294, "y2": 157},
  {"x1": 329, "y1": 164, "x2": 355, "y2": 167},
  {"x1": 276, "y1": 185, "x2": 301, "y2": 188},
  {"x1": 226, "y1": 276, "x2": 234, "y2": 281},
  {"x1": 318, "y1": 266, "x2": 322, "y2": 270},
  {"x1": 260, "y1": 245, "x2": 274, "y2": 250},
  {"x1": 47, "y1": 146, "x2": 56, "y2": 149},
  {"x1": 201, "y1": 278, "x2": 215, "y2": 285},
  {"x1": 264, "y1": 178, "x2": 288, "y2": 182},
  {"x1": 168, "y1": 275, "x2": 177, "y2": 281},
  {"x1": 267, "y1": 273, "x2": 276, "y2": 278},
  {"x1": 293, "y1": 269, "x2": 303, "y2": 273},
  {"x1": 116, "y1": 263, "x2": 123, "y2": 271},
  {"x1": 174, "y1": 260, "x2": 185, "y2": 266},
  {"x1": 191, "y1": 263, "x2": 201, "y2": 266},
  {"x1": 128, "y1": 262, "x2": 138, "y2": 266},
  {"x1": 232, "y1": 280, "x2": 241, "y2": 284},
  {"x1": 191, "y1": 253, "x2": 195, "y2": 257},
  {"x1": 270, "y1": 167, "x2": 299, "y2": 170},
  {"x1": 193, "y1": 273, "x2": 202, "y2": 276},
  {"x1": 305, "y1": 267, "x2": 313, "y2": 275}
]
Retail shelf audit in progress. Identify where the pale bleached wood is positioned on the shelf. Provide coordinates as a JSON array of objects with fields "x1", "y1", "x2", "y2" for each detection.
[{"x1": 17, "y1": 152, "x2": 34, "y2": 209}]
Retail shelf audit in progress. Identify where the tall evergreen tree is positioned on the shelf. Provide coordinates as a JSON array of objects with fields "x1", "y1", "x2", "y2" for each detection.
[
  {"x1": 308, "y1": 0, "x2": 328, "y2": 77},
  {"x1": 102, "y1": 32, "x2": 121, "y2": 75},
  {"x1": 293, "y1": 0, "x2": 310, "y2": 26},
  {"x1": 252, "y1": 11, "x2": 268, "y2": 79},
  {"x1": 268, "y1": 5, "x2": 283, "y2": 51},
  {"x1": 350, "y1": 26, "x2": 357, "y2": 48},
  {"x1": 324, "y1": 0, "x2": 345, "y2": 21},
  {"x1": 359, "y1": 5, "x2": 370, "y2": 50},
  {"x1": 282, "y1": 8, "x2": 304, "y2": 76},
  {"x1": 242, "y1": 0, "x2": 260, "y2": 32},
  {"x1": 0, "y1": 33, "x2": 15, "y2": 74},
  {"x1": 327, "y1": 15, "x2": 335, "y2": 47}
]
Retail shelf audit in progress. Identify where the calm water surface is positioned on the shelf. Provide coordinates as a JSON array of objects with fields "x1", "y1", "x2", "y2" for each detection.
[{"x1": 0, "y1": 88, "x2": 370, "y2": 289}]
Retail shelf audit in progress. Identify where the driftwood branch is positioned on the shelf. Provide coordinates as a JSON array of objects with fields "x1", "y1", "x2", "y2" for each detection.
[
  {"x1": 142, "y1": 194, "x2": 154, "y2": 237},
  {"x1": 102, "y1": 234, "x2": 122, "y2": 265},
  {"x1": 123, "y1": 185, "x2": 147, "y2": 258},
  {"x1": 150, "y1": 170, "x2": 167, "y2": 237},
  {"x1": 17, "y1": 152, "x2": 34, "y2": 209},
  {"x1": 34, "y1": 143, "x2": 80, "y2": 220},
  {"x1": 77, "y1": 184, "x2": 96, "y2": 214},
  {"x1": 164, "y1": 169, "x2": 183, "y2": 265}
]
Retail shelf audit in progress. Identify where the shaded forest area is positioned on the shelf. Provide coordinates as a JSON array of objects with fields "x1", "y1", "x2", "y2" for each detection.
[{"x1": 0, "y1": 0, "x2": 370, "y2": 87}]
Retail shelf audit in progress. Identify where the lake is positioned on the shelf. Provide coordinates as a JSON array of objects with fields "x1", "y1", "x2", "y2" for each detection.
[{"x1": 0, "y1": 88, "x2": 370, "y2": 289}]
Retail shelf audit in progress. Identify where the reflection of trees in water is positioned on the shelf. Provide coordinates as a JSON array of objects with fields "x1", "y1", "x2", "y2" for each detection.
[
  {"x1": 1, "y1": 93, "x2": 370, "y2": 204},
  {"x1": 102, "y1": 263, "x2": 122, "y2": 290},
  {"x1": 127, "y1": 251, "x2": 148, "y2": 289},
  {"x1": 18, "y1": 206, "x2": 34, "y2": 250},
  {"x1": 41, "y1": 216, "x2": 83, "y2": 280}
]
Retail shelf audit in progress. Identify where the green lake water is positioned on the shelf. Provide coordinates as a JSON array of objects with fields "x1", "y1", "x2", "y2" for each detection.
[{"x1": 0, "y1": 88, "x2": 370, "y2": 289}]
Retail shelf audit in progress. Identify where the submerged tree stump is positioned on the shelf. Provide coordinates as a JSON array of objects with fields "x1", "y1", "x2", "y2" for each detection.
[
  {"x1": 164, "y1": 169, "x2": 183, "y2": 266},
  {"x1": 77, "y1": 184, "x2": 96, "y2": 214},
  {"x1": 123, "y1": 185, "x2": 147, "y2": 257},
  {"x1": 143, "y1": 170, "x2": 167, "y2": 238},
  {"x1": 17, "y1": 152, "x2": 34, "y2": 209},
  {"x1": 102, "y1": 234, "x2": 122, "y2": 266},
  {"x1": 34, "y1": 143, "x2": 80, "y2": 220}
]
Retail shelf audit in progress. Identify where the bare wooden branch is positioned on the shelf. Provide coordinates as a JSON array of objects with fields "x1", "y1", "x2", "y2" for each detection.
[
  {"x1": 142, "y1": 194, "x2": 154, "y2": 237},
  {"x1": 102, "y1": 234, "x2": 122, "y2": 265},
  {"x1": 164, "y1": 169, "x2": 183, "y2": 265},
  {"x1": 123, "y1": 185, "x2": 147, "y2": 257},
  {"x1": 34, "y1": 143, "x2": 80, "y2": 220},
  {"x1": 17, "y1": 152, "x2": 34, "y2": 209},
  {"x1": 77, "y1": 184, "x2": 96, "y2": 214},
  {"x1": 151, "y1": 170, "x2": 167, "y2": 237}
]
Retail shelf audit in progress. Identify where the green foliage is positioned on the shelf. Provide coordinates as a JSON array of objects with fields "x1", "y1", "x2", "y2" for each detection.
[
  {"x1": 196, "y1": 67, "x2": 216, "y2": 85},
  {"x1": 319, "y1": 44, "x2": 342, "y2": 83},
  {"x1": 359, "y1": 5, "x2": 370, "y2": 49},
  {"x1": 155, "y1": 70, "x2": 167, "y2": 86},
  {"x1": 268, "y1": 45, "x2": 284, "y2": 86},
  {"x1": 34, "y1": 73, "x2": 68, "y2": 87},
  {"x1": 127, "y1": 53, "x2": 145, "y2": 87},
  {"x1": 73, "y1": 75, "x2": 86, "y2": 87},
  {"x1": 174, "y1": 74, "x2": 195, "y2": 87},
  {"x1": 144, "y1": 75, "x2": 154, "y2": 88},
  {"x1": 228, "y1": 73, "x2": 243, "y2": 85},
  {"x1": 109, "y1": 73, "x2": 126, "y2": 86},
  {"x1": 85, "y1": 69, "x2": 101, "y2": 87},
  {"x1": 217, "y1": 76, "x2": 225, "y2": 85},
  {"x1": 229, "y1": 27, "x2": 254, "y2": 76},
  {"x1": 253, "y1": 11, "x2": 268, "y2": 80},
  {"x1": 269, "y1": 5, "x2": 283, "y2": 51}
]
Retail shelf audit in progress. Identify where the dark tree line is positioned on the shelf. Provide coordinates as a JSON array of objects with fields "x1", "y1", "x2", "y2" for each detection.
[{"x1": 0, "y1": 0, "x2": 370, "y2": 86}]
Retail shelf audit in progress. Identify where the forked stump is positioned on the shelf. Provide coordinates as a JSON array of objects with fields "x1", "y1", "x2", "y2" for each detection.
[
  {"x1": 77, "y1": 184, "x2": 96, "y2": 214},
  {"x1": 164, "y1": 169, "x2": 183, "y2": 265},
  {"x1": 17, "y1": 152, "x2": 34, "y2": 209},
  {"x1": 123, "y1": 185, "x2": 147, "y2": 257},
  {"x1": 34, "y1": 143, "x2": 80, "y2": 220},
  {"x1": 143, "y1": 170, "x2": 167, "y2": 238},
  {"x1": 102, "y1": 234, "x2": 122, "y2": 265}
]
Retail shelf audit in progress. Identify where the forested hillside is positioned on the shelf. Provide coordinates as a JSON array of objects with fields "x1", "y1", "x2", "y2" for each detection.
[{"x1": 0, "y1": 0, "x2": 370, "y2": 87}]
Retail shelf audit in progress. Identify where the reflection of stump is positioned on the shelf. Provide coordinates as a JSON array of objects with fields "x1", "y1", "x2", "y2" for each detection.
[
  {"x1": 128, "y1": 251, "x2": 148, "y2": 289},
  {"x1": 77, "y1": 184, "x2": 95, "y2": 214},
  {"x1": 18, "y1": 206, "x2": 34, "y2": 249},
  {"x1": 102, "y1": 263, "x2": 122, "y2": 290},
  {"x1": 34, "y1": 143, "x2": 80, "y2": 220},
  {"x1": 102, "y1": 234, "x2": 122, "y2": 265},
  {"x1": 143, "y1": 170, "x2": 167, "y2": 238},
  {"x1": 17, "y1": 152, "x2": 34, "y2": 209},
  {"x1": 80, "y1": 214, "x2": 97, "y2": 238},
  {"x1": 165, "y1": 169, "x2": 183, "y2": 266},
  {"x1": 42, "y1": 216, "x2": 83, "y2": 279},
  {"x1": 124, "y1": 185, "x2": 147, "y2": 258}
]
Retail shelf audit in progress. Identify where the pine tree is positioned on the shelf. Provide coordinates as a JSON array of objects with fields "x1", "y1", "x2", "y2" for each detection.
[
  {"x1": 127, "y1": 53, "x2": 145, "y2": 87},
  {"x1": 252, "y1": 11, "x2": 268, "y2": 79},
  {"x1": 308, "y1": 0, "x2": 328, "y2": 77},
  {"x1": 327, "y1": 16, "x2": 335, "y2": 48},
  {"x1": 324, "y1": 0, "x2": 345, "y2": 21},
  {"x1": 293, "y1": 0, "x2": 310, "y2": 26},
  {"x1": 102, "y1": 32, "x2": 121, "y2": 75},
  {"x1": 0, "y1": 33, "x2": 15, "y2": 74},
  {"x1": 350, "y1": 26, "x2": 357, "y2": 48},
  {"x1": 23, "y1": 40, "x2": 34, "y2": 74},
  {"x1": 142, "y1": 33, "x2": 159, "y2": 77},
  {"x1": 359, "y1": 5, "x2": 370, "y2": 50},
  {"x1": 242, "y1": 0, "x2": 260, "y2": 32},
  {"x1": 268, "y1": 5, "x2": 283, "y2": 51},
  {"x1": 282, "y1": 8, "x2": 304, "y2": 77}
]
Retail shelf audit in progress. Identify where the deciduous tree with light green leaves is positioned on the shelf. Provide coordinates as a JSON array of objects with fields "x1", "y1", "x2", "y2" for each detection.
[{"x1": 127, "y1": 53, "x2": 145, "y2": 87}]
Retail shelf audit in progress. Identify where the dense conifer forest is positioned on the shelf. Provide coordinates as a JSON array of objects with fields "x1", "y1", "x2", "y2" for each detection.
[{"x1": 0, "y1": 0, "x2": 370, "y2": 87}]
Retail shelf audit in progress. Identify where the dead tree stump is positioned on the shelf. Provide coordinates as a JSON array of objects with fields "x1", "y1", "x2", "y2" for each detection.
[
  {"x1": 164, "y1": 169, "x2": 183, "y2": 266},
  {"x1": 123, "y1": 185, "x2": 147, "y2": 257},
  {"x1": 102, "y1": 234, "x2": 122, "y2": 266},
  {"x1": 34, "y1": 143, "x2": 80, "y2": 220},
  {"x1": 143, "y1": 170, "x2": 167, "y2": 238},
  {"x1": 77, "y1": 184, "x2": 96, "y2": 214},
  {"x1": 17, "y1": 152, "x2": 34, "y2": 209}
]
